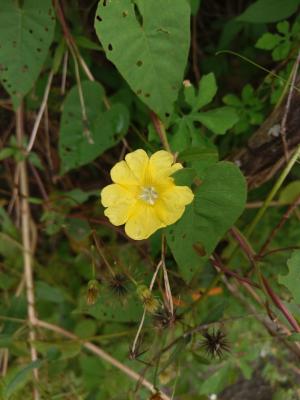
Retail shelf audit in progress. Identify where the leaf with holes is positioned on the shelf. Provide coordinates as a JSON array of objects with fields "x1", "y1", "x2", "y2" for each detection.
[
  {"x1": 166, "y1": 162, "x2": 247, "y2": 282},
  {"x1": 59, "y1": 81, "x2": 130, "y2": 174},
  {"x1": 0, "y1": 0, "x2": 55, "y2": 109},
  {"x1": 94, "y1": 0, "x2": 190, "y2": 119},
  {"x1": 279, "y1": 250, "x2": 300, "y2": 304}
]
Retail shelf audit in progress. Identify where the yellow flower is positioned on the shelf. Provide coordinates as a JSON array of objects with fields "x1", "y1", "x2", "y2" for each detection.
[{"x1": 101, "y1": 149, "x2": 194, "y2": 240}]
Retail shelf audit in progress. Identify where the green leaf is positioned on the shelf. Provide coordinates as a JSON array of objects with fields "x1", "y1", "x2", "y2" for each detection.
[
  {"x1": 199, "y1": 362, "x2": 237, "y2": 394},
  {"x1": 196, "y1": 107, "x2": 239, "y2": 134},
  {"x1": 236, "y1": 0, "x2": 300, "y2": 23},
  {"x1": 0, "y1": 148, "x2": 15, "y2": 161},
  {"x1": 195, "y1": 73, "x2": 217, "y2": 110},
  {"x1": 256, "y1": 33, "x2": 282, "y2": 50},
  {"x1": 189, "y1": 0, "x2": 201, "y2": 15},
  {"x1": 0, "y1": 0, "x2": 55, "y2": 109},
  {"x1": 94, "y1": 0, "x2": 190, "y2": 119},
  {"x1": 35, "y1": 281, "x2": 66, "y2": 304},
  {"x1": 272, "y1": 40, "x2": 291, "y2": 61},
  {"x1": 171, "y1": 115, "x2": 194, "y2": 152},
  {"x1": 167, "y1": 162, "x2": 247, "y2": 281},
  {"x1": 173, "y1": 168, "x2": 196, "y2": 186},
  {"x1": 277, "y1": 20, "x2": 290, "y2": 35},
  {"x1": 76, "y1": 292, "x2": 142, "y2": 323},
  {"x1": 279, "y1": 250, "x2": 300, "y2": 304},
  {"x1": 279, "y1": 181, "x2": 300, "y2": 205},
  {"x1": 179, "y1": 146, "x2": 218, "y2": 164},
  {"x1": 2, "y1": 360, "x2": 43, "y2": 399},
  {"x1": 75, "y1": 35, "x2": 103, "y2": 51},
  {"x1": 59, "y1": 81, "x2": 129, "y2": 173}
]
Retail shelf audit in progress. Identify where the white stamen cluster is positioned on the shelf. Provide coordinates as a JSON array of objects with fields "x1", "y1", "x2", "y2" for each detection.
[{"x1": 139, "y1": 186, "x2": 158, "y2": 205}]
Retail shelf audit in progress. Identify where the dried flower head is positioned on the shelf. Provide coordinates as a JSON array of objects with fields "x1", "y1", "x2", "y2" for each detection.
[
  {"x1": 137, "y1": 285, "x2": 159, "y2": 314},
  {"x1": 109, "y1": 273, "x2": 128, "y2": 297},
  {"x1": 153, "y1": 307, "x2": 181, "y2": 330},
  {"x1": 86, "y1": 279, "x2": 100, "y2": 305},
  {"x1": 200, "y1": 329, "x2": 230, "y2": 359},
  {"x1": 101, "y1": 149, "x2": 194, "y2": 240}
]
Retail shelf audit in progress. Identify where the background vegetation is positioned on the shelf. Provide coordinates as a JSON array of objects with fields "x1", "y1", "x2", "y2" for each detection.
[{"x1": 1, "y1": 0, "x2": 300, "y2": 399}]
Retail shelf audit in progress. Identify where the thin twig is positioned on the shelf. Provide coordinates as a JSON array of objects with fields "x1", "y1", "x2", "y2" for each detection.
[
  {"x1": 131, "y1": 260, "x2": 163, "y2": 356},
  {"x1": 220, "y1": 274, "x2": 300, "y2": 357},
  {"x1": 35, "y1": 318, "x2": 171, "y2": 400},
  {"x1": 230, "y1": 228, "x2": 300, "y2": 333},
  {"x1": 61, "y1": 49, "x2": 68, "y2": 95},
  {"x1": 150, "y1": 112, "x2": 171, "y2": 153},
  {"x1": 16, "y1": 104, "x2": 40, "y2": 400},
  {"x1": 258, "y1": 193, "x2": 300, "y2": 256},
  {"x1": 70, "y1": 46, "x2": 94, "y2": 144},
  {"x1": 27, "y1": 70, "x2": 54, "y2": 153},
  {"x1": 246, "y1": 144, "x2": 300, "y2": 238},
  {"x1": 161, "y1": 236, "x2": 174, "y2": 316}
]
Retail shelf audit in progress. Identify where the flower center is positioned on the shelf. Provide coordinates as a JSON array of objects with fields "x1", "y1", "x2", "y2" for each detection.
[{"x1": 139, "y1": 186, "x2": 158, "y2": 205}]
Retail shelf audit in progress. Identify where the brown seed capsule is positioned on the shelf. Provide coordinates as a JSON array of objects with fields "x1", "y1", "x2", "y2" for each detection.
[{"x1": 86, "y1": 279, "x2": 100, "y2": 305}]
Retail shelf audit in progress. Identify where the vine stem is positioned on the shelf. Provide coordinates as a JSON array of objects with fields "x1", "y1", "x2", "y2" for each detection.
[
  {"x1": 35, "y1": 318, "x2": 171, "y2": 400},
  {"x1": 16, "y1": 105, "x2": 40, "y2": 400},
  {"x1": 246, "y1": 144, "x2": 300, "y2": 238}
]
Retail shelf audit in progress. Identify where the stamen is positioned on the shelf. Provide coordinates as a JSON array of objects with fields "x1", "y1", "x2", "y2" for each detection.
[{"x1": 139, "y1": 186, "x2": 158, "y2": 205}]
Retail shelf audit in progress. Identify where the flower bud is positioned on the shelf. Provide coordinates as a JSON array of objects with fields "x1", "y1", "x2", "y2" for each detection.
[
  {"x1": 136, "y1": 285, "x2": 159, "y2": 314},
  {"x1": 86, "y1": 279, "x2": 100, "y2": 305}
]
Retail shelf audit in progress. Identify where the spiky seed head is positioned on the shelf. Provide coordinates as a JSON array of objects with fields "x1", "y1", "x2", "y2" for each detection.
[
  {"x1": 200, "y1": 329, "x2": 230, "y2": 359},
  {"x1": 109, "y1": 273, "x2": 128, "y2": 297}
]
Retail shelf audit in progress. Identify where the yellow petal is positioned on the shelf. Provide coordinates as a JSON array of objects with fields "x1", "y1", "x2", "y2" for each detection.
[
  {"x1": 155, "y1": 185, "x2": 194, "y2": 225},
  {"x1": 150, "y1": 150, "x2": 183, "y2": 182},
  {"x1": 125, "y1": 203, "x2": 165, "y2": 240},
  {"x1": 101, "y1": 184, "x2": 136, "y2": 207},
  {"x1": 110, "y1": 160, "x2": 138, "y2": 185},
  {"x1": 101, "y1": 184, "x2": 137, "y2": 226},
  {"x1": 125, "y1": 149, "x2": 149, "y2": 182}
]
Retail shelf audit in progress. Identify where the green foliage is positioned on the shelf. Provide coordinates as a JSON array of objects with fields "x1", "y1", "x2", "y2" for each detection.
[
  {"x1": 1, "y1": 0, "x2": 300, "y2": 398},
  {"x1": 59, "y1": 81, "x2": 129, "y2": 173},
  {"x1": 171, "y1": 73, "x2": 238, "y2": 151},
  {"x1": 0, "y1": 0, "x2": 55, "y2": 109},
  {"x1": 223, "y1": 84, "x2": 264, "y2": 134},
  {"x1": 94, "y1": 0, "x2": 190, "y2": 119},
  {"x1": 167, "y1": 162, "x2": 247, "y2": 281},
  {"x1": 237, "y1": 0, "x2": 300, "y2": 23},
  {"x1": 279, "y1": 250, "x2": 300, "y2": 304},
  {"x1": 1, "y1": 360, "x2": 43, "y2": 399},
  {"x1": 256, "y1": 20, "x2": 300, "y2": 60}
]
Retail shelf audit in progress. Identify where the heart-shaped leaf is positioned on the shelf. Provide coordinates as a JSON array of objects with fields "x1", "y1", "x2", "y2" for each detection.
[
  {"x1": 94, "y1": 0, "x2": 190, "y2": 119},
  {"x1": 0, "y1": 0, "x2": 55, "y2": 109},
  {"x1": 167, "y1": 162, "x2": 247, "y2": 281}
]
